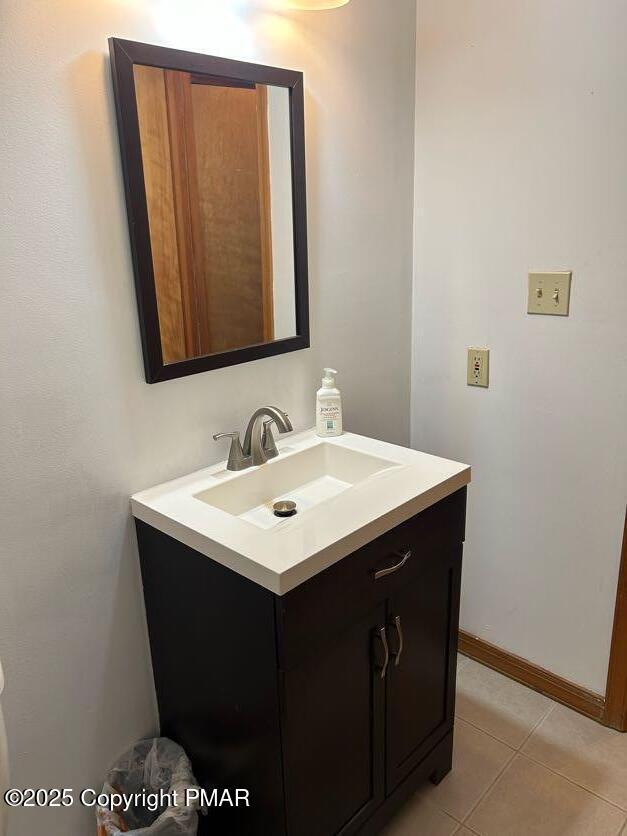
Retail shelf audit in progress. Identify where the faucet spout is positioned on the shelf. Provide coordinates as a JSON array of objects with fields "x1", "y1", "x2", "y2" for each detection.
[
  {"x1": 243, "y1": 406, "x2": 293, "y2": 466},
  {"x1": 213, "y1": 405, "x2": 292, "y2": 471}
]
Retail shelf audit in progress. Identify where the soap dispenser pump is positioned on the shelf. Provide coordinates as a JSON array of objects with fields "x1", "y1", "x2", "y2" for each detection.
[{"x1": 316, "y1": 368, "x2": 343, "y2": 437}]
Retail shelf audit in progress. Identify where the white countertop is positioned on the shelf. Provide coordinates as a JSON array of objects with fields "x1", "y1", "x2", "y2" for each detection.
[{"x1": 131, "y1": 429, "x2": 471, "y2": 595}]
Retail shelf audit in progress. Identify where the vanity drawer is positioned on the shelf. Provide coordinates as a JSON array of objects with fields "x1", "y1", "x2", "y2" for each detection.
[{"x1": 274, "y1": 487, "x2": 466, "y2": 669}]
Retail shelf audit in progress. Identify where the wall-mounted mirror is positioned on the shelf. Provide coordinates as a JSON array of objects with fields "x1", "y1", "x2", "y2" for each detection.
[{"x1": 109, "y1": 39, "x2": 309, "y2": 382}]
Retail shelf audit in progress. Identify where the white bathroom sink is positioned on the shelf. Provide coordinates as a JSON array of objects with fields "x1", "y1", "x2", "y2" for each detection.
[
  {"x1": 195, "y1": 442, "x2": 400, "y2": 529},
  {"x1": 131, "y1": 430, "x2": 471, "y2": 594}
]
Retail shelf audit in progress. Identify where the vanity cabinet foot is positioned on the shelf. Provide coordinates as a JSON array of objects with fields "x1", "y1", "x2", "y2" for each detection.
[
  {"x1": 137, "y1": 488, "x2": 466, "y2": 836},
  {"x1": 429, "y1": 740, "x2": 454, "y2": 787},
  {"x1": 356, "y1": 732, "x2": 454, "y2": 836},
  {"x1": 431, "y1": 766, "x2": 452, "y2": 787}
]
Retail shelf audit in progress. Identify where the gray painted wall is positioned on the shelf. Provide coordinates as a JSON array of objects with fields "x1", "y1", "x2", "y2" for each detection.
[
  {"x1": 413, "y1": 0, "x2": 627, "y2": 694},
  {"x1": 0, "y1": 0, "x2": 416, "y2": 832}
]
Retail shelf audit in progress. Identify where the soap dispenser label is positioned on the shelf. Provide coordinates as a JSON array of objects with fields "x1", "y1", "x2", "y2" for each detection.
[{"x1": 317, "y1": 399, "x2": 342, "y2": 436}]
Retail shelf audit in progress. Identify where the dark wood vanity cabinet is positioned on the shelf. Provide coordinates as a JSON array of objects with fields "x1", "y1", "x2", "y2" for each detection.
[
  {"x1": 136, "y1": 487, "x2": 466, "y2": 836},
  {"x1": 280, "y1": 604, "x2": 386, "y2": 836}
]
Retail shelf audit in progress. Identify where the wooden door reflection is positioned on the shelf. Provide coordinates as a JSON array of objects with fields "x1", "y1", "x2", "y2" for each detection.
[{"x1": 134, "y1": 65, "x2": 274, "y2": 363}]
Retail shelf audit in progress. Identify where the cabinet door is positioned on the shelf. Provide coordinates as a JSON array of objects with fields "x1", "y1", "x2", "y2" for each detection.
[
  {"x1": 385, "y1": 545, "x2": 462, "y2": 792},
  {"x1": 281, "y1": 605, "x2": 386, "y2": 836}
]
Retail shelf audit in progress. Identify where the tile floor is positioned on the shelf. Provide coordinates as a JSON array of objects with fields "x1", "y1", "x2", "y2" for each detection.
[{"x1": 384, "y1": 655, "x2": 627, "y2": 835}]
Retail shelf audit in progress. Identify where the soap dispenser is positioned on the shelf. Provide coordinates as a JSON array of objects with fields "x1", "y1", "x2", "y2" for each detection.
[{"x1": 316, "y1": 368, "x2": 343, "y2": 437}]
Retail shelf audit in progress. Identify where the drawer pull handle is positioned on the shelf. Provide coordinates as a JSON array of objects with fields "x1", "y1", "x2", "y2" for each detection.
[
  {"x1": 374, "y1": 626, "x2": 390, "y2": 679},
  {"x1": 391, "y1": 615, "x2": 404, "y2": 667},
  {"x1": 373, "y1": 549, "x2": 412, "y2": 581}
]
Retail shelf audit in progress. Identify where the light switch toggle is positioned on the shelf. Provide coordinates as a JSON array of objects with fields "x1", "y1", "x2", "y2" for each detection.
[{"x1": 527, "y1": 271, "x2": 572, "y2": 316}]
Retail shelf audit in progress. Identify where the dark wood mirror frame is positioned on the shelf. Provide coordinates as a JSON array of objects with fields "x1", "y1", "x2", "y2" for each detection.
[{"x1": 108, "y1": 38, "x2": 310, "y2": 383}]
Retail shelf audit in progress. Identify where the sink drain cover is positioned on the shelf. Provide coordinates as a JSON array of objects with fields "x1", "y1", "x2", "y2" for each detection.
[{"x1": 273, "y1": 500, "x2": 297, "y2": 518}]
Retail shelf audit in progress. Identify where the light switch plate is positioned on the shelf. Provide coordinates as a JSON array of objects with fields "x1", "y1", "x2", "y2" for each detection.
[
  {"x1": 467, "y1": 347, "x2": 489, "y2": 387},
  {"x1": 528, "y1": 271, "x2": 572, "y2": 316}
]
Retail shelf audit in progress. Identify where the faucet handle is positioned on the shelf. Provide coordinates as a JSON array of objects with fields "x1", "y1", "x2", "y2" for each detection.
[
  {"x1": 212, "y1": 431, "x2": 247, "y2": 472},
  {"x1": 261, "y1": 419, "x2": 279, "y2": 459}
]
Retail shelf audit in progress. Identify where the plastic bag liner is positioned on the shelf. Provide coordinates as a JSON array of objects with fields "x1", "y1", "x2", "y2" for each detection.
[{"x1": 96, "y1": 737, "x2": 200, "y2": 836}]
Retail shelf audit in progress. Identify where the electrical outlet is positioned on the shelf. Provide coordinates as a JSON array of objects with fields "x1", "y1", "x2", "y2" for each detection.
[
  {"x1": 467, "y1": 347, "x2": 489, "y2": 387},
  {"x1": 527, "y1": 271, "x2": 572, "y2": 316}
]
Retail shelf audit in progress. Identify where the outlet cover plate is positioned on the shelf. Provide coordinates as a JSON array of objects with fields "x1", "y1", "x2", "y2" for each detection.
[
  {"x1": 467, "y1": 347, "x2": 489, "y2": 387},
  {"x1": 528, "y1": 271, "x2": 572, "y2": 316}
]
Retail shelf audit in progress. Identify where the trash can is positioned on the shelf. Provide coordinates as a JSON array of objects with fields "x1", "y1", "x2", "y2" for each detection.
[{"x1": 96, "y1": 737, "x2": 200, "y2": 836}]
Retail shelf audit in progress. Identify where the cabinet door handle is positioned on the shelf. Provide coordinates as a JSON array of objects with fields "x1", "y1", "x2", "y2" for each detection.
[
  {"x1": 373, "y1": 549, "x2": 412, "y2": 581},
  {"x1": 374, "y1": 626, "x2": 390, "y2": 679},
  {"x1": 391, "y1": 615, "x2": 404, "y2": 667}
]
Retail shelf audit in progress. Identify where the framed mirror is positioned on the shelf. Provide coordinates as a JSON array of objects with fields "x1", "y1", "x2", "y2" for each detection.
[{"x1": 109, "y1": 39, "x2": 309, "y2": 383}]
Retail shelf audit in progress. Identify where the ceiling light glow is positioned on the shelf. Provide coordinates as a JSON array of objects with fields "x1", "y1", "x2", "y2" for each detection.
[{"x1": 286, "y1": 0, "x2": 350, "y2": 9}]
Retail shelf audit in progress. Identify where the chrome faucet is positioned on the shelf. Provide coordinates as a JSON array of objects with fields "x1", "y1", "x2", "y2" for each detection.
[{"x1": 213, "y1": 406, "x2": 293, "y2": 471}]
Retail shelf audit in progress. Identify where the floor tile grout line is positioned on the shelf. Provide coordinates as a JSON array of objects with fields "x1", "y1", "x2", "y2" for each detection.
[
  {"x1": 441, "y1": 722, "x2": 627, "y2": 828},
  {"x1": 516, "y1": 698, "x2": 627, "y2": 814},
  {"x1": 452, "y1": 659, "x2": 627, "y2": 827},
  {"x1": 458, "y1": 745, "x2": 518, "y2": 826},
  {"x1": 459, "y1": 655, "x2": 559, "y2": 722},
  {"x1": 516, "y1": 749, "x2": 627, "y2": 816},
  {"x1": 462, "y1": 749, "x2": 627, "y2": 833},
  {"x1": 455, "y1": 684, "x2": 557, "y2": 752},
  {"x1": 418, "y1": 793, "x2": 466, "y2": 828},
  {"x1": 452, "y1": 819, "x2": 482, "y2": 836},
  {"x1": 517, "y1": 700, "x2": 557, "y2": 750},
  {"x1": 452, "y1": 709, "x2": 627, "y2": 822},
  {"x1": 451, "y1": 669, "x2": 559, "y2": 825},
  {"x1": 422, "y1": 714, "x2": 516, "y2": 829},
  {"x1": 452, "y1": 688, "x2": 557, "y2": 826},
  {"x1": 445, "y1": 810, "x2": 465, "y2": 826},
  {"x1": 454, "y1": 713, "x2": 528, "y2": 752}
]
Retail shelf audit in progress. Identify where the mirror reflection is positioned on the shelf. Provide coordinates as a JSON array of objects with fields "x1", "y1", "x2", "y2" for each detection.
[{"x1": 133, "y1": 65, "x2": 296, "y2": 363}]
